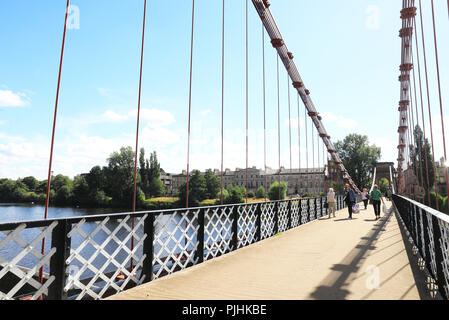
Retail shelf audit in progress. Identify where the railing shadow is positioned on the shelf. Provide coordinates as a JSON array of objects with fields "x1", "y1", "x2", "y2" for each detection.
[
  {"x1": 309, "y1": 209, "x2": 394, "y2": 300},
  {"x1": 392, "y1": 209, "x2": 439, "y2": 300}
]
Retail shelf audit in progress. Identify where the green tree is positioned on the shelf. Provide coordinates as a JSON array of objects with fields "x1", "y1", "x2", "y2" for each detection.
[
  {"x1": 50, "y1": 174, "x2": 72, "y2": 192},
  {"x1": 268, "y1": 181, "x2": 287, "y2": 200},
  {"x1": 55, "y1": 185, "x2": 73, "y2": 206},
  {"x1": 86, "y1": 166, "x2": 105, "y2": 192},
  {"x1": 178, "y1": 170, "x2": 207, "y2": 207},
  {"x1": 104, "y1": 146, "x2": 137, "y2": 206},
  {"x1": 255, "y1": 186, "x2": 266, "y2": 199},
  {"x1": 331, "y1": 181, "x2": 344, "y2": 194},
  {"x1": 410, "y1": 125, "x2": 435, "y2": 195},
  {"x1": 378, "y1": 177, "x2": 390, "y2": 194},
  {"x1": 334, "y1": 134, "x2": 381, "y2": 189},
  {"x1": 139, "y1": 148, "x2": 151, "y2": 196},
  {"x1": 21, "y1": 176, "x2": 39, "y2": 192},
  {"x1": 73, "y1": 175, "x2": 90, "y2": 206},
  {"x1": 223, "y1": 185, "x2": 245, "y2": 204},
  {"x1": 204, "y1": 169, "x2": 220, "y2": 199},
  {"x1": 147, "y1": 151, "x2": 165, "y2": 197}
]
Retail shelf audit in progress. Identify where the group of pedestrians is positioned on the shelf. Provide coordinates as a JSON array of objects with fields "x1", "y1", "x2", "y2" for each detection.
[{"x1": 326, "y1": 184, "x2": 385, "y2": 220}]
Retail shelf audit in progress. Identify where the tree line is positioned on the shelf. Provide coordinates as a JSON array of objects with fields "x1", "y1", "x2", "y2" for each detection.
[{"x1": 0, "y1": 146, "x2": 166, "y2": 209}]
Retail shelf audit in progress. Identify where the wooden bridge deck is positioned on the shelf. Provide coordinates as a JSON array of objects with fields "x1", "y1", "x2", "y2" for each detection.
[{"x1": 108, "y1": 201, "x2": 430, "y2": 300}]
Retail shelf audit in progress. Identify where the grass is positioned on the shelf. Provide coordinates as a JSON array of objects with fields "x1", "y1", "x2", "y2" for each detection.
[{"x1": 146, "y1": 197, "x2": 179, "y2": 203}]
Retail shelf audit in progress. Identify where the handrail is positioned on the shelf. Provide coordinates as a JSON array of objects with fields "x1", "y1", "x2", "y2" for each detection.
[
  {"x1": 392, "y1": 194, "x2": 449, "y2": 300},
  {"x1": 394, "y1": 193, "x2": 449, "y2": 224}
]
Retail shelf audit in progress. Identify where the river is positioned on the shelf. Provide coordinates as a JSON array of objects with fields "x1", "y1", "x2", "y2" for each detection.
[{"x1": 0, "y1": 203, "x2": 197, "y2": 285}]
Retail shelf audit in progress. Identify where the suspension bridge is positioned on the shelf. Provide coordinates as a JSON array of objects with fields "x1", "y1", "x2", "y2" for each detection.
[{"x1": 0, "y1": 0, "x2": 448, "y2": 300}]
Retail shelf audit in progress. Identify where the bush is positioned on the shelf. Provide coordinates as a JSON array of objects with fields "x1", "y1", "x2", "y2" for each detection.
[
  {"x1": 268, "y1": 181, "x2": 287, "y2": 200},
  {"x1": 426, "y1": 191, "x2": 444, "y2": 212},
  {"x1": 255, "y1": 186, "x2": 266, "y2": 199},
  {"x1": 217, "y1": 185, "x2": 245, "y2": 205},
  {"x1": 247, "y1": 191, "x2": 255, "y2": 198}
]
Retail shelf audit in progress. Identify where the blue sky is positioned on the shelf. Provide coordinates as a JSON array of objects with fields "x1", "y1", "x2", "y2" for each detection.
[{"x1": 0, "y1": 0, "x2": 448, "y2": 180}]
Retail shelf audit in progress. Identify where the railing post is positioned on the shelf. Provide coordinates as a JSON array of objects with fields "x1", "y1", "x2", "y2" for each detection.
[
  {"x1": 306, "y1": 198, "x2": 311, "y2": 222},
  {"x1": 298, "y1": 199, "x2": 303, "y2": 225},
  {"x1": 195, "y1": 208, "x2": 205, "y2": 264},
  {"x1": 256, "y1": 203, "x2": 262, "y2": 241},
  {"x1": 232, "y1": 205, "x2": 239, "y2": 250},
  {"x1": 313, "y1": 197, "x2": 317, "y2": 219},
  {"x1": 274, "y1": 201, "x2": 279, "y2": 235},
  {"x1": 142, "y1": 213, "x2": 155, "y2": 284},
  {"x1": 48, "y1": 220, "x2": 71, "y2": 300},
  {"x1": 287, "y1": 200, "x2": 292, "y2": 230}
]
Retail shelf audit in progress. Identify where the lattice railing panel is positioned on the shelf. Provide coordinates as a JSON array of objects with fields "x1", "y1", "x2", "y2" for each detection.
[
  {"x1": 301, "y1": 200, "x2": 309, "y2": 224},
  {"x1": 204, "y1": 206, "x2": 233, "y2": 261},
  {"x1": 237, "y1": 204, "x2": 258, "y2": 249},
  {"x1": 153, "y1": 209, "x2": 200, "y2": 280},
  {"x1": 278, "y1": 202, "x2": 289, "y2": 232},
  {"x1": 261, "y1": 202, "x2": 276, "y2": 239},
  {"x1": 0, "y1": 222, "x2": 57, "y2": 300},
  {"x1": 425, "y1": 212, "x2": 437, "y2": 279},
  {"x1": 309, "y1": 199, "x2": 316, "y2": 221},
  {"x1": 316, "y1": 198, "x2": 322, "y2": 218},
  {"x1": 290, "y1": 200, "x2": 300, "y2": 228},
  {"x1": 437, "y1": 219, "x2": 449, "y2": 299},
  {"x1": 419, "y1": 208, "x2": 426, "y2": 260},
  {"x1": 65, "y1": 214, "x2": 147, "y2": 300}
]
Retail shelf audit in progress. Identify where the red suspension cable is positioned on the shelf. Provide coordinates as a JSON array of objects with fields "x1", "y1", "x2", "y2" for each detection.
[
  {"x1": 262, "y1": 23, "x2": 267, "y2": 201},
  {"x1": 413, "y1": 16, "x2": 431, "y2": 204},
  {"x1": 287, "y1": 74, "x2": 292, "y2": 171},
  {"x1": 297, "y1": 94, "x2": 301, "y2": 190},
  {"x1": 131, "y1": 0, "x2": 147, "y2": 272},
  {"x1": 418, "y1": 0, "x2": 439, "y2": 209},
  {"x1": 220, "y1": 0, "x2": 225, "y2": 205},
  {"x1": 245, "y1": 0, "x2": 249, "y2": 202},
  {"x1": 39, "y1": 0, "x2": 71, "y2": 290},
  {"x1": 277, "y1": 54, "x2": 281, "y2": 199},
  {"x1": 305, "y1": 106, "x2": 309, "y2": 192},
  {"x1": 311, "y1": 117, "x2": 315, "y2": 194},
  {"x1": 186, "y1": 0, "x2": 195, "y2": 208},
  {"x1": 430, "y1": 0, "x2": 449, "y2": 199}
]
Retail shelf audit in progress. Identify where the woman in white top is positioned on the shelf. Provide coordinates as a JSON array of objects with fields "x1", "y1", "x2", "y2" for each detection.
[
  {"x1": 327, "y1": 187, "x2": 336, "y2": 218},
  {"x1": 361, "y1": 188, "x2": 368, "y2": 210}
]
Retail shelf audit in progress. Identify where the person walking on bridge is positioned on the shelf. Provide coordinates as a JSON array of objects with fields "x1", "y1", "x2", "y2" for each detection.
[
  {"x1": 343, "y1": 184, "x2": 356, "y2": 219},
  {"x1": 369, "y1": 185, "x2": 384, "y2": 220},
  {"x1": 327, "y1": 187, "x2": 336, "y2": 218},
  {"x1": 361, "y1": 188, "x2": 369, "y2": 210}
]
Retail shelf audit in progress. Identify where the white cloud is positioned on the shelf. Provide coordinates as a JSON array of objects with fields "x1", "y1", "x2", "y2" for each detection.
[
  {"x1": 0, "y1": 90, "x2": 30, "y2": 107},
  {"x1": 102, "y1": 110, "x2": 128, "y2": 122},
  {"x1": 321, "y1": 111, "x2": 358, "y2": 129},
  {"x1": 130, "y1": 108, "x2": 176, "y2": 128},
  {"x1": 201, "y1": 109, "x2": 212, "y2": 116}
]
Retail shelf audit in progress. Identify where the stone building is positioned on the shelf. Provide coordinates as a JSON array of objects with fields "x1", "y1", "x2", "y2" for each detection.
[{"x1": 169, "y1": 165, "x2": 328, "y2": 196}]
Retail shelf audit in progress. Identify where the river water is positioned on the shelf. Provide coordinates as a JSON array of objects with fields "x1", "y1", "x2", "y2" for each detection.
[{"x1": 0, "y1": 204, "x2": 197, "y2": 283}]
